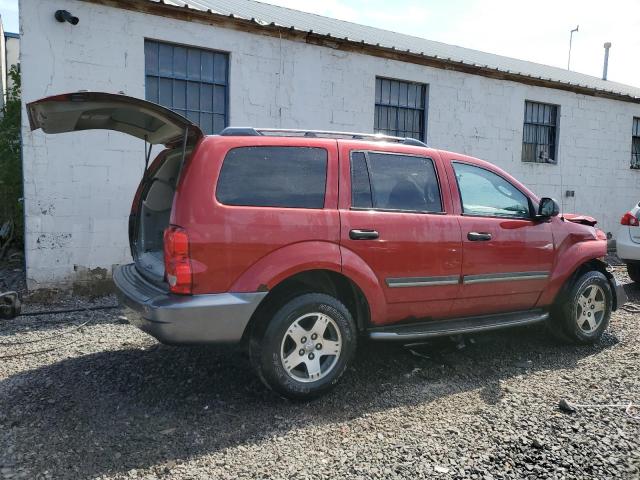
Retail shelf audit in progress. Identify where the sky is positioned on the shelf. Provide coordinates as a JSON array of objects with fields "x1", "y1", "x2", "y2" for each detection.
[{"x1": 1, "y1": 0, "x2": 638, "y2": 87}]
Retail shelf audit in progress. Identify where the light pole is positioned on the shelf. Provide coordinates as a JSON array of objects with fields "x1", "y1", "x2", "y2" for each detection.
[{"x1": 567, "y1": 25, "x2": 579, "y2": 70}]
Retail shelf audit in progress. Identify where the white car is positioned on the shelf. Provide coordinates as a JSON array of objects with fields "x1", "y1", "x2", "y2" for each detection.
[{"x1": 616, "y1": 202, "x2": 640, "y2": 283}]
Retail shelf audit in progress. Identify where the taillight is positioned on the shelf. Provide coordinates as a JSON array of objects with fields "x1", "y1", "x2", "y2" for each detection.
[
  {"x1": 163, "y1": 226, "x2": 192, "y2": 294},
  {"x1": 621, "y1": 212, "x2": 639, "y2": 227}
]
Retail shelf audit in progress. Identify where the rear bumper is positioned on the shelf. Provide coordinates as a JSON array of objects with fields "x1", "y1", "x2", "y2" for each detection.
[
  {"x1": 113, "y1": 264, "x2": 267, "y2": 344},
  {"x1": 615, "y1": 228, "x2": 640, "y2": 262}
]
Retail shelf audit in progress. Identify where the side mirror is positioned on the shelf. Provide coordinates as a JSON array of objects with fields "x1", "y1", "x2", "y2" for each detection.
[{"x1": 537, "y1": 197, "x2": 560, "y2": 219}]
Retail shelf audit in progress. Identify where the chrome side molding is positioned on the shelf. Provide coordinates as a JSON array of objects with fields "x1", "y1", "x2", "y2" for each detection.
[
  {"x1": 385, "y1": 276, "x2": 460, "y2": 288},
  {"x1": 463, "y1": 271, "x2": 549, "y2": 285}
]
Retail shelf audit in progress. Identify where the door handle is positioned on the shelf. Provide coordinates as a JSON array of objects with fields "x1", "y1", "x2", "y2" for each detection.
[
  {"x1": 467, "y1": 232, "x2": 492, "y2": 241},
  {"x1": 350, "y1": 229, "x2": 379, "y2": 240}
]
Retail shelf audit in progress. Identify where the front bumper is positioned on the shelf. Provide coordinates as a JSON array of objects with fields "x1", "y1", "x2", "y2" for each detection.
[{"x1": 112, "y1": 264, "x2": 267, "y2": 344}]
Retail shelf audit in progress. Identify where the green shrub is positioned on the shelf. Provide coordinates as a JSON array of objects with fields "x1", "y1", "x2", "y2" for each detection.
[{"x1": 0, "y1": 66, "x2": 23, "y2": 244}]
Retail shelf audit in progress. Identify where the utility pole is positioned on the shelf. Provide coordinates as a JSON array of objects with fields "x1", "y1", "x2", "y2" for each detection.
[
  {"x1": 567, "y1": 25, "x2": 579, "y2": 70},
  {"x1": 602, "y1": 42, "x2": 612, "y2": 80}
]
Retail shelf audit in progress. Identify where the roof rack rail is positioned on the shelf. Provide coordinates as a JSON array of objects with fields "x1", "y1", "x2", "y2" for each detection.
[{"x1": 219, "y1": 127, "x2": 428, "y2": 147}]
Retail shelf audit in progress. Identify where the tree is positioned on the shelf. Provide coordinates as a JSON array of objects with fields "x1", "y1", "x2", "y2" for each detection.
[{"x1": 0, "y1": 65, "x2": 23, "y2": 246}]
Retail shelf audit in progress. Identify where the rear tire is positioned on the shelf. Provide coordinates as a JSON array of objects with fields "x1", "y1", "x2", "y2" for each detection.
[
  {"x1": 627, "y1": 263, "x2": 640, "y2": 283},
  {"x1": 249, "y1": 293, "x2": 357, "y2": 400},
  {"x1": 548, "y1": 271, "x2": 612, "y2": 344}
]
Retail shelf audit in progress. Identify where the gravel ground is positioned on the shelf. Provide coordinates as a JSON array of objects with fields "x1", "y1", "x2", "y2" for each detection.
[{"x1": 0, "y1": 262, "x2": 639, "y2": 479}]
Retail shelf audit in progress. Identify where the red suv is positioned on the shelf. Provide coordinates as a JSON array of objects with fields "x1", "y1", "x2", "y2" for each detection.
[{"x1": 29, "y1": 93, "x2": 627, "y2": 400}]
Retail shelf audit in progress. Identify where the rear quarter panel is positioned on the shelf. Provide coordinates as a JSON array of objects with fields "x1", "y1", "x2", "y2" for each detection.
[{"x1": 171, "y1": 136, "x2": 342, "y2": 295}]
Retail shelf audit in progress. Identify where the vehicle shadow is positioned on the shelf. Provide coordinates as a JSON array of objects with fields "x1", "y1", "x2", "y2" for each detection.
[
  {"x1": 0, "y1": 307, "x2": 124, "y2": 337},
  {"x1": 0, "y1": 322, "x2": 620, "y2": 479}
]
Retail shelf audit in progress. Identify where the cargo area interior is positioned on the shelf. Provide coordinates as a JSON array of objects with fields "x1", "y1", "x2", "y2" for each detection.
[{"x1": 134, "y1": 149, "x2": 185, "y2": 282}]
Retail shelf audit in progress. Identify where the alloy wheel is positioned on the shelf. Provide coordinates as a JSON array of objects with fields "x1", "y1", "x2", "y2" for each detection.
[
  {"x1": 576, "y1": 284, "x2": 606, "y2": 333},
  {"x1": 280, "y1": 312, "x2": 342, "y2": 383}
]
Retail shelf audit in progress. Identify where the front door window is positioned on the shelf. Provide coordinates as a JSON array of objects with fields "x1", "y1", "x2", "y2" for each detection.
[{"x1": 453, "y1": 162, "x2": 530, "y2": 218}]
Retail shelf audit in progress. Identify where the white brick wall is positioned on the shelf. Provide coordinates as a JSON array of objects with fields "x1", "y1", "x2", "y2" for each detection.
[{"x1": 20, "y1": 0, "x2": 640, "y2": 289}]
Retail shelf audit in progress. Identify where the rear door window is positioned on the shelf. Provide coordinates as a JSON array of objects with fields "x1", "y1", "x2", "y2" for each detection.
[
  {"x1": 217, "y1": 146, "x2": 328, "y2": 208},
  {"x1": 453, "y1": 162, "x2": 530, "y2": 218},
  {"x1": 350, "y1": 151, "x2": 442, "y2": 213}
]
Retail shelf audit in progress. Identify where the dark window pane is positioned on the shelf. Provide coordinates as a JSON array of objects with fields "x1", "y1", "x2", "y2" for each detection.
[
  {"x1": 200, "y1": 113, "x2": 213, "y2": 135},
  {"x1": 145, "y1": 41, "x2": 158, "y2": 75},
  {"x1": 375, "y1": 78, "x2": 382, "y2": 103},
  {"x1": 366, "y1": 153, "x2": 441, "y2": 212},
  {"x1": 350, "y1": 152, "x2": 372, "y2": 208},
  {"x1": 187, "y1": 49, "x2": 201, "y2": 80},
  {"x1": 213, "y1": 114, "x2": 226, "y2": 133},
  {"x1": 398, "y1": 108, "x2": 406, "y2": 131},
  {"x1": 407, "y1": 84, "x2": 416, "y2": 108},
  {"x1": 388, "y1": 107, "x2": 397, "y2": 131},
  {"x1": 414, "y1": 110, "x2": 422, "y2": 136},
  {"x1": 406, "y1": 108, "x2": 414, "y2": 133},
  {"x1": 159, "y1": 44, "x2": 173, "y2": 76},
  {"x1": 159, "y1": 78, "x2": 172, "y2": 106},
  {"x1": 187, "y1": 82, "x2": 199, "y2": 110},
  {"x1": 376, "y1": 106, "x2": 387, "y2": 130},
  {"x1": 390, "y1": 81, "x2": 399, "y2": 104},
  {"x1": 417, "y1": 85, "x2": 425, "y2": 108},
  {"x1": 173, "y1": 46, "x2": 187, "y2": 78},
  {"x1": 200, "y1": 84, "x2": 213, "y2": 113},
  {"x1": 214, "y1": 53, "x2": 227, "y2": 83},
  {"x1": 146, "y1": 76, "x2": 158, "y2": 103},
  {"x1": 201, "y1": 51, "x2": 214, "y2": 82},
  {"x1": 381, "y1": 79, "x2": 390, "y2": 104},
  {"x1": 398, "y1": 82, "x2": 408, "y2": 107},
  {"x1": 186, "y1": 110, "x2": 199, "y2": 123},
  {"x1": 213, "y1": 85, "x2": 225, "y2": 114},
  {"x1": 217, "y1": 147, "x2": 328, "y2": 208},
  {"x1": 454, "y1": 162, "x2": 529, "y2": 218},
  {"x1": 173, "y1": 79, "x2": 186, "y2": 109},
  {"x1": 523, "y1": 124, "x2": 533, "y2": 143}
]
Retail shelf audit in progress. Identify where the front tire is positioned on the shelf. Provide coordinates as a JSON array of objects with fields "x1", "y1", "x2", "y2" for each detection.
[
  {"x1": 627, "y1": 263, "x2": 640, "y2": 283},
  {"x1": 249, "y1": 293, "x2": 357, "y2": 400},
  {"x1": 549, "y1": 271, "x2": 612, "y2": 344}
]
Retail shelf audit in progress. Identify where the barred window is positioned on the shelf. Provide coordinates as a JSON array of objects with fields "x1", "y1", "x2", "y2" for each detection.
[
  {"x1": 375, "y1": 78, "x2": 426, "y2": 141},
  {"x1": 144, "y1": 40, "x2": 228, "y2": 135},
  {"x1": 522, "y1": 101, "x2": 558, "y2": 164},
  {"x1": 632, "y1": 118, "x2": 640, "y2": 169}
]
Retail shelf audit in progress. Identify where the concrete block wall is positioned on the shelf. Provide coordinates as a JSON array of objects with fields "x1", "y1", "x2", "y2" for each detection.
[{"x1": 20, "y1": 0, "x2": 640, "y2": 289}]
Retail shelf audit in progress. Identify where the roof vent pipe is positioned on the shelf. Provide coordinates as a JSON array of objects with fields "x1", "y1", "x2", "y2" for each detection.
[{"x1": 602, "y1": 42, "x2": 611, "y2": 80}]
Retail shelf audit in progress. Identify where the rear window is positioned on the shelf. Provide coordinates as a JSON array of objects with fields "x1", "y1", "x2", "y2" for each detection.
[{"x1": 216, "y1": 146, "x2": 328, "y2": 208}]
